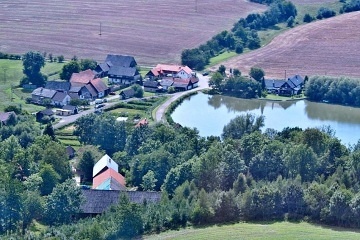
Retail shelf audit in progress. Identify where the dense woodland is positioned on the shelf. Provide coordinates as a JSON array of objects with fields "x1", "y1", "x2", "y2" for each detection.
[{"x1": 3, "y1": 107, "x2": 360, "y2": 239}]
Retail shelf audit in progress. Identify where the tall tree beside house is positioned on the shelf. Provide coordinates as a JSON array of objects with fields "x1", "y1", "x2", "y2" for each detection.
[
  {"x1": 21, "y1": 51, "x2": 47, "y2": 86},
  {"x1": 249, "y1": 67, "x2": 265, "y2": 82},
  {"x1": 80, "y1": 59, "x2": 97, "y2": 71},
  {"x1": 43, "y1": 123, "x2": 56, "y2": 140},
  {"x1": 78, "y1": 150, "x2": 95, "y2": 183},
  {"x1": 60, "y1": 60, "x2": 80, "y2": 81}
]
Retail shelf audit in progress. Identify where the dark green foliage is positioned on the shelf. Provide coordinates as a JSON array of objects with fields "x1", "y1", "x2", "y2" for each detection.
[
  {"x1": 181, "y1": 48, "x2": 208, "y2": 70},
  {"x1": 57, "y1": 55, "x2": 65, "y2": 63},
  {"x1": 303, "y1": 13, "x2": 314, "y2": 23},
  {"x1": 131, "y1": 84, "x2": 144, "y2": 98},
  {"x1": 80, "y1": 58, "x2": 97, "y2": 70},
  {"x1": 60, "y1": 60, "x2": 80, "y2": 80},
  {"x1": 43, "y1": 123, "x2": 55, "y2": 140},
  {"x1": 78, "y1": 151, "x2": 95, "y2": 183},
  {"x1": 39, "y1": 164, "x2": 60, "y2": 195},
  {"x1": 317, "y1": 7, "x2": 336, "y2": 19},
  {"x1": 4, "y1": 105, "x2": 22, "y2": 114},
  {"x1": 305, "y1": 76, "x2": 360, "y2": 107},
  {"x1": 341, "y1": 0, "x2": 360, "y2": 13},
  {"x1": 222, "y1": 113, "x2": 264, "y2": 140},
  {"x1": 21, "y1": 51, "x2": 47, "y2": 86},
  {"x1": 44, "y1": 179, "x2": 84, "y2": 225},
  {"x1": 249, "y1": 67, "x2": 265, "y2": 82}
]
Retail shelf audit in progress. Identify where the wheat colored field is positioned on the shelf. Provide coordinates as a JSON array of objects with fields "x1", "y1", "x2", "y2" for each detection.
[
  {"x1": 0, "y1": 0, "x2": 265, "y2": 65},
  {"x1": 212, "y1": 11, "x2": 360, "y2": 78}
]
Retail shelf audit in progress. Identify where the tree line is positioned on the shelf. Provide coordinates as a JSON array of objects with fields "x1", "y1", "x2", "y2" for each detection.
[
  {"x1": 181, "y1": 0, "x2": 297, "y2": 70},
  {"x1": 305, "y1": 76, "x2": 360, "y2": 107}
]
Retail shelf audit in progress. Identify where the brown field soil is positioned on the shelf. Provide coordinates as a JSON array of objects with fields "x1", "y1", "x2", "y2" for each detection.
[
  {"x1": 212, "y1": 11, "x2": 360, "y2": 78},
  {"x1": 0, "y1": 0, "x2": 265, "y2": 66}
]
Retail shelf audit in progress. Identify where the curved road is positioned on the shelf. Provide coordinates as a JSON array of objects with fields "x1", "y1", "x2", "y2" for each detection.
[{"x1": 155, "y1": 74, "x2": 209, "y2": 123}]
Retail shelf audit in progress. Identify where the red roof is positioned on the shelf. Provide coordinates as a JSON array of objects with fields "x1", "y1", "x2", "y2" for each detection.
[
  {"x1": 151, "y1": 64, "x2": 192, "y2": 75},
  {"x1": 92, "y1": 168, "x2": 126, "y2": 189},
  {"x1": 90, "y1": 78, "x2": 108, "y2": 93},
  {"x1": 135, "y1": 118, "x2": 148, "y2": 127},
  {"x1": 70, "y1": 69, "x2": 95, "y2": 84}
]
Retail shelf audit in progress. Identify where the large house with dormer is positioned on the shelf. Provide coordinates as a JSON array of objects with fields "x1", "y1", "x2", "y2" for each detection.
[{"x1": 146, "y1": 64, "x2": 194, "y2": 80}]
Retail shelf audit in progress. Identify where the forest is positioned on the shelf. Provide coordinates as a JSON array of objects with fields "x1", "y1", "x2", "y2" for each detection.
[{"x1": 2, "y1": 107, "x2": 360, "y2": 239}]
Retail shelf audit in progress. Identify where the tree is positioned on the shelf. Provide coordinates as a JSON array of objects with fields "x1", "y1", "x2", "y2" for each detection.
[
  {"x1": 287, "y1": 16, "x2": 295, "y2": 27},
  {"x1": 209, "y1": 72, "x2": 223, "y2": 90},
  {"x1": 57, "y1": 55, "x2": 65, "y2": 63},
  {"x1": 44, "y1": 179, "x2": 84, "y2": 225},
  {"x1": 141, "y1": 170, "x2": 158, "y2": 191},
  {"x1": 233, "y1": 68, "x2": 241, "y2": 76},
  {"x1": 80, "y1": 59, "x2": 97, "y2": 70},
  {"x1": 39, "y1": 164, "x2": 60, "y2": 195},
  {"x1": 222, "y1": 113, "x2": 264, "y2": 140},
  {"x1": 191, "y1": 189, "x2": 214, "y2": 225},
  {"x1": 60, "y1": 60, "x2": 80, "y2": 81},
  {"x1": 78, "y1": 150, "x2": 95, "y2": 183},
  {"x1": 303, "y1": 13, "x2": 314, "y2": 23},
  {"x1": 22, "y1": 51, "x2": 47, "y2": 86},
  {"x1": 218, "y1": 65, "x2": 226, "y2": 76},
  {"x1": 249, "y1": 67, "x2": 265, "y2": 82},
  {"x1": 131, "y1": 84, "x2": 144, "y2": 98},
  {"x1": 43, "y1": 123, "x2": 56, "y2": 140}
]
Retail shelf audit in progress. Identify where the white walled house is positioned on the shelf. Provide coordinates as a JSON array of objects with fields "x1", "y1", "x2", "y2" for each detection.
[{"x1": 93, "y1": 154, "x2": 119, "y2": 178}]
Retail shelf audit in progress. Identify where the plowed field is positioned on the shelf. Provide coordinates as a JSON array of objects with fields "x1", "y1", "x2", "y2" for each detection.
[
  {"x1": 212, "y1": 11, "x2": 360, "y2": 78},
  {"x1": 0, "y1": 0, "x2": 265, "y2": 65}
]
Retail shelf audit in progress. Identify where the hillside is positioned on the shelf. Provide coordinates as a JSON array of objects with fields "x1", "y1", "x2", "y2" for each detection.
[
  {"x1": 144, "y1": 222, "x2": 360, "y2": 240},
  {"x1": 0, "y1": 0, "x2": 265, "y2": 65},
  {"x1": 212, "y1": 11, "x2": 360, "y2": 78}
]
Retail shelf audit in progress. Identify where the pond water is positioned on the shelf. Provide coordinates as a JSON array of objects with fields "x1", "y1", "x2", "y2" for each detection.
[{"x1": 171, "y1": 92, "x2": 360, "y2": 146}]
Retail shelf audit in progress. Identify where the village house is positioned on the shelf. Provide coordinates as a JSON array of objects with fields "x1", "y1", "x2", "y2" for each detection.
[
  {"x1": 0, "y1": 111, "x2": 17, "y2": 125},
  {"x1": 172, "y1": 76, "x2": 199, "y2": 91},
  {"x1": 95, "y1": 54, "x2": 141, "y2": 85},
  {"x1": 31, "y1": 87, "x2": 57, "y2": 104},
  {"x1": 36, "y1": 108, "x2": 54, "y2": 122},
  {"x1": 119, "y1": 88, "x2": 135, "y2": 100},
  {"x1": 143, "y1": 80, "x2": 162, "y2": 92},
  {"x1": 69, "y1": 70, "x2": 109, "y2": 99},
  {"x1": 146, "y1": 64, "x2": 194, "y2": 80},
  {"x1": 52, "y1": 91, "x2": 71, "y2": 106},
  {"x1": 264, "y1": 75, "x2": 305, "y2": 96},
  {"x1": 93, "y1": 168, "x2": 126, "y2": 191}
]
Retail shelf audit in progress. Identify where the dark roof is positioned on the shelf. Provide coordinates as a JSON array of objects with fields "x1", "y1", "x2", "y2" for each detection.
[
  {"x1": 108, "y1": 66, "x2": 138, "y2": 77},
  {"x1": 45, "y1": 81, "x2": 71, "y2": 91},
  {"x1": 160, "y1": 79, "x2": 174, "y2": 87},
  {"x1": 39, "y1": 108, "x2": 54, "y2": 116},
  {"x1": 85, "y1": 84, "x2": 98, "y2": 97},
  {"x1": 69, "y1": 92, "x2": 80, "y2": 99},
  {"x1": 105, "y1": 54, "x2": 137, "y2": 68},
  {"x1": 288, "y1": 75, "x2": 304, "y2": 87},
  {"x1": 69, "y1": 85, "x2": 83, "y2": 93},
  {"x1": 120, "y1": 88, "x2": 135, "y2": 98},
  {"x1": 52, "y1": 91, "x2": 68, "y2": 102},
  {"x1": 264, "y1": 79, "x2": 286, "y2": 89},
  {"x1": 32, "y1": 87, "x2": 57, "y2": 98},
  {"x1": 143, "y1": 80, "x2": 159, "y2": 88},
  {"x1": 97, "y1": 62, "x2": 110, "y2": 72},
  {"x1": 173, "y1": 79, "x2": 190, "y2": 88},
  {"x1": 0, "y1": 111, "x2": 16, "y2": 123},
  {"x1": 66, "y1": 146, "x2": 75, "y2": 156},
  {"x1": 81, "y1": 189, "x2": 161, "y2": 214},
  {"x1": 90, "y1": 78, "x2": 108, "y2": 93},
  {"x1": 63, "y1": 105, "x2": 77, "y2": 111}
]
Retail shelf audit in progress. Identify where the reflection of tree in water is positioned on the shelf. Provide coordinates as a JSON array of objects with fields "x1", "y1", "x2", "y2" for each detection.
[
  {"x1": 207, "y1": 94, "x2": 297, "y2": 113},
  {"x1": 305, "y1": 101, "x2": 360, "y2": 124}
]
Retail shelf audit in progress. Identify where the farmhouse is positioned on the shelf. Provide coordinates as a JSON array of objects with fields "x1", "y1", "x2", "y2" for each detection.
[
  {"x1": 159, "y1": 78, "x2": 174, "y2": 91},
  {"x1": 62, "y1": 105, "x2": 78, "y2": 115},
  {"x1": 172, "y1": 76, "x2": 199, "y2": 91},
  {"x1": 143, "y1": 80, "x2": 162, "y2": 92},
  {"x1": 119, "y1": 88, "x2": 135, "y2": 99},
  {"x1": 0, "y1": 111, "x2": 17, "y2": 125},
  {"x1": 146, "y1": 64, "x2": 194, "y2": 80},
  {"x1": 95, "y1": 54, "x2": 140, "y2": 85},
  {"x1": 93, "y1": 168, "x2": 126, "y2": 191},
  {"x1": 45, "y1": 81, "x2": 71, "y2": 93},
  {"x1": 31, "y1": 87, "x2": 57, "y2": 104},
  {"x1": 36, "y1": 108, "x2": 54, "y2": 122},
  {"x1": 52, "y1": 91, "x2": 71, "y2": 107},
  {"x1": 70, "y1": 69, "x2": 96, "y2": 84},
  {"x1": 264, "y1": 75, "x2": 305, "y2": 96}
]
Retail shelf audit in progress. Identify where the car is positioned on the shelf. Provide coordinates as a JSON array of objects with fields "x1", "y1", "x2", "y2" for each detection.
[
  {"x1": 95, "y1": 103, "x2": 105, "y2": 108},
  {"x1": 202, "y1": 71, "x2": 209, "y2": 76},
  {"x1": 109, "y1": 92, "x2": 116, "y2": 95}
]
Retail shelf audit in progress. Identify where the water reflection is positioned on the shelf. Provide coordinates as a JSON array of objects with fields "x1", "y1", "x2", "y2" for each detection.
[{"x1": 171, "y1": 92, "x2": 360, "y2": 145}]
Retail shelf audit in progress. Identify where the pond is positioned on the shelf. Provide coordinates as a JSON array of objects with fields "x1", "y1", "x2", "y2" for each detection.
[{"x1": 171, "y1": 92, "x2": 360, "y2": 146}]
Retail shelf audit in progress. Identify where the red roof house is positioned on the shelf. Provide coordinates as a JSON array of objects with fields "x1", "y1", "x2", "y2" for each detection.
[{"x1": 92, "y1": 168, "x2": 126, "y2": 190}]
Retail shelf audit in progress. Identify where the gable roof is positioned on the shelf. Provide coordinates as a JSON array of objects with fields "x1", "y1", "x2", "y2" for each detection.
[
  {"x1": 120, "y1": 88, "x2": 135, "y2": 98},
  {"x1": 151, "y1": 64, "x2": 192, "y2": 75},
  {"x1": 264, "y1": 79, "x2": 286, "y2": 89},
  {"x1": 172, "y1": 78, "x2": 191, "y2": 88},
  {"x1": 70, "y1": 69, "x2": 95, "y2": 84},
  {"x1": 90, "y1": 78, "x2": 108, "y2": 93},
  {"x1": 63, "y1": 105, "x2": 77, "y2": 111},
  {"x1": 85, "y1": 84, "x2": 98, "y2": 97},
  {"x1": 143, "y1": 80, "x2": 160, "y2": 88},
  {"x1": 108, "y1": 66, "x2": 138, "y2": 77},
  {"x1": 66, "y1": 145, "x2": 75, "y2": 157},
  {"x1": 39, "y1": 108, "x2": 54, "y2": 116},
  {"x1": 160, "y1": 79, "x2": 174, "y2": 87},
  {"x1": 97, "y1": 62, "x2": 110, "y2": 72},
  {"x1": 52, "y1": 91, "x2": 69, "y2": 102},
  {"x1": 81, "y1": 189, "x2": 162, "y2": 214},
  {"x1": 93, "y1": 168, "x2": 126, "y2": 190},
  {"x1": 32, "y1": 87, "x2": 57, "y2": 98},
  {"x1": 105, "y1": 54, "x2": 137, "y2": 68},
  {"x1": 287, "y1": 75, "x2": 304, "y2": 87},
  {"x1": 93, "y1": 154, "x2": 118, "y2": 178},
  {"x1": 0, "y1": 111, "x2": 16, "y2": 124},
  {"x1": 45, "y1": 81, "x2": 71, "y2": 91}
]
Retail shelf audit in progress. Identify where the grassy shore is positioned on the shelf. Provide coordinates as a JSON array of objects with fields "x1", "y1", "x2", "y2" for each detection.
[{"x1": 144, "y1": 221, "x2": 360, "y2": 240}]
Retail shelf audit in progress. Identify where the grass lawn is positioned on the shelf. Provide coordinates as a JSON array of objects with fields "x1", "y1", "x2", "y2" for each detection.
[
  {"x1": 144, "y1": 221, "x2": 360, "y2": 240},
  {"x1": 263, "y1": 94, "x2": 305, "y2": 101},
  {"x1": 0, "y1": 59, "x2": 64, "y2": 111},
  {"x1": 140, "y1": 66, "x2": 152, "y2": 78},
  {"x1": 206, "y1": 51, "x2": 237, "y2": 69}
]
